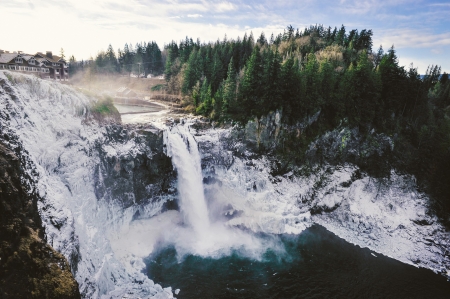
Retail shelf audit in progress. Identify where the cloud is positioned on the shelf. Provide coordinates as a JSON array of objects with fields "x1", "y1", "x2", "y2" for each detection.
[
  {"x1": 0, "y1": 0, "x2": 448, "y2": 73},
  {"x1": 429, "y1": 2, "x2": 450, "y2": 7},
  {"x1": 215, "y1": 1, "x2": 237, "y2": 12},
  {"x1": 375, "y1": 29, "x2": 450, "y2": 49},
  {"x1": 334, "y1": 0, "x2": 418, "y2": 15},
  {"x1": 431, "y1": 48, "x2": 443, "y2": 54}
]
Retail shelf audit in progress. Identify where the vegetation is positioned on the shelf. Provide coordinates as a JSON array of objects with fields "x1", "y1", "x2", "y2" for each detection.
[
  {"x1": 71, "y1": 24, "x2": 450, "y2": 221},
  {"x1": 161, "y1": 24, "x2": 450, "y2": 222},
  {"x1": 69, "y1": 42, "x2": 164, "y2": 77},
  {"x1": 91, "y1": 96, "x2": 117, "y2": 115},
  {"x1": 151, "y1": 83, "x2": 167, "y2": 91},
  {"x1": 87, "y1": 96, "x2": 121, "y2": 124}
]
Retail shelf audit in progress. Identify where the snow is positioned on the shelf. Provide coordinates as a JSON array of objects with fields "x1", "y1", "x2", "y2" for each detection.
[
  {"x1": 1, "y1": 70, "x2": 448, "y2": 298},
  {"x1": 0, "y1": 71, "x2": 174, "y2": 299},
  {"x1": 312, "y1": 170, "x2": 450, "y2": 274},
  {"x1": 194, "y1": 122, "x2": 450, "y2": 277}
]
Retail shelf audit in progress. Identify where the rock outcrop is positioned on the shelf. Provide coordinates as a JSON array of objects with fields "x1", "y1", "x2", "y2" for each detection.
[{"x1": 0, "y1": 139, "x2": 80, "y2": 298}]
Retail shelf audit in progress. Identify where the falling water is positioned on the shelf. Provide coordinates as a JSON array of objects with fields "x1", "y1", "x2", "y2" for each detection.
[
  {"x1": 164, "y1": 122, "x2": 210, "y2": 237},
  {"x1": 162, "y1": 121, "x2": 279, "y2": 258}
]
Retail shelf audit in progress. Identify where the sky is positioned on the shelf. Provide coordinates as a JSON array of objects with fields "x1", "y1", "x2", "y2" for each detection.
[{"x1": 1, "y1": 0, "x2": 449, "y2": 73}]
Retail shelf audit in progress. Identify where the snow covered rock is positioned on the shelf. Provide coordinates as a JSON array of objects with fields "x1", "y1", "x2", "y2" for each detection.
[
  {"x1": 191, "y1": 118, "x2": 450, "y2": 278},
  {"x1": 0, "y1": 71, "x2": 176, "y2": 298}
]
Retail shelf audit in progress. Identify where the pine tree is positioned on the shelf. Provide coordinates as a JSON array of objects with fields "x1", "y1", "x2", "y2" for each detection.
[
  {"x1": 182, "y1": 49, "x2": 200, "y2": 95},
  {"x1": 122, "y1": 43, "x2": 133, "y2": 76},
  {"x1": 105, "y1": 44, "x2": 117, "y2": 73},
  {"x1": 257, "y1": 32, "x2": 267, "y2": 46},
  {"x1": 222, "y1": 58, "x2": 237, "y2": 118},
  {"x1": 336, "y1": 25, "x2": 346, "y2": 46},
  {"x1": 281, "y1": 56, "x2": 301, "y2": 122},
  {"x1": 210, "y1": 52, "x2": 224, "y2": 94}
]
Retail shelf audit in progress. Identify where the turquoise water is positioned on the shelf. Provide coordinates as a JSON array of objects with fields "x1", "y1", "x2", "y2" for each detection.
[{"x1": 145, "y1": 225, "x2": 450, "y2": 299}]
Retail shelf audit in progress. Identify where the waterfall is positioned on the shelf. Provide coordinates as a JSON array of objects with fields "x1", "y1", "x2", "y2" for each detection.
[
  {"x1": 164, "y1": 122, "x2": 210, "y2": 237},
  {"x1": 162, "y1": 121, "x2": 282, "y2": 259}
]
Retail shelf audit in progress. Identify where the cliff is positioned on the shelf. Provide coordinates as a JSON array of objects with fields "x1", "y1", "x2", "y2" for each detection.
[
  {"x1": 0, "y1": 140, "x2": 80, "y2": 298},
  {"x1": 0, "y1": 71, "x2": 176, "y2": 298}
]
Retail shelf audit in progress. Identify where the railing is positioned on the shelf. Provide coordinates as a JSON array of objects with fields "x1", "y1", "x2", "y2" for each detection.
[{"x1": 0, "y1": 64, "x2": 50, "y2": 73}]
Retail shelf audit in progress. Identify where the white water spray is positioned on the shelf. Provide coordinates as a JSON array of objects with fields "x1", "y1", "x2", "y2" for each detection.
[
  {"x1": 164, "y1": 123, "x2": 210, "y2": 237},
  {"x1": 158, "y1": 120, "x2": 285, "y2": 258}
]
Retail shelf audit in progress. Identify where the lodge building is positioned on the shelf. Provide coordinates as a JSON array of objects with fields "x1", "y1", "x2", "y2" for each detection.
[{"x1": 0, "y1": 50, "x2": 68, "y2": 80}]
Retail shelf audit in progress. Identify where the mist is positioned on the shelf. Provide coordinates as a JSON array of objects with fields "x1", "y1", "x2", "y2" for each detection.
[{"x1": 110, "y1": 119, "x2": 286, "y2": 272}]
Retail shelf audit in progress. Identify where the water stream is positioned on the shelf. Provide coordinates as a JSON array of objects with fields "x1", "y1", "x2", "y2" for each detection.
[{"x1": 164, "y1": 124, "x2": 210, "y2": 238}]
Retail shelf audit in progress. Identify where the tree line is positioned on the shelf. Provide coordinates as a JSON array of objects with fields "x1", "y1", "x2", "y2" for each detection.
[
  {"x1": 68, "y1": 24, "x2": 450, "y2": 221},
  {"x1": 164, "y1": 24, "x2": 450, "y2": 221},
  {"x1": 69, "y1": 41, "x2": 164, "y2": 77}
]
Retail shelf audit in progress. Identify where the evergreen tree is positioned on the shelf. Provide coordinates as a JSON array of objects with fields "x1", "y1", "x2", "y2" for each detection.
[
  {"x1": 281, "y1": 57, "x2": 301, "y2": 122},
  {"x1": 240, "y1": 46, "x2": 263, "y2": 119},
  {"x1": 257, "y1": 32, "x2": 267, "y2": 46},
  {"x1": 182, "y1": 49, "x2": 200, "y2": 95},
  {"x1": 335, "y1": 25, "x2": 346, "y2": 46},
  {"x1": 122, "y1": 43, "x2": 134, "y2": 76},
  {"x1": 222, "y1": 58, "x2": 237, "y2": 118},
  {"x1": 105, "y1": 44, "x2": 118, "y2": 73}
]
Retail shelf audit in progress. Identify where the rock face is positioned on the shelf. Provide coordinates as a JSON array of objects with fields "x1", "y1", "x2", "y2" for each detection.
[
  {"x1": 0, "y1": 140, "x2": 80, "y2": 298},
  {"x1": 1, "y1": 68, "x2": 449, "y2": 299},
  {"x1": 94, "y1": 124, "x2": 175, "y2": 211},
  {"x1": 190, "y1": 118, "x2": 450, "y2": 278},
  {"x1": 0, "y1": 71, "x2": 176, "y2": 298},
  {"x1": 240, "y1": 109, "x2": 320, "y2": 152}
]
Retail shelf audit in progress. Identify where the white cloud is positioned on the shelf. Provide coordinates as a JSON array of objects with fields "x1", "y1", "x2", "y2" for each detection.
[
  {"x1": 429, "y1": 2, "x2": 450, "y2": 7},
  {"x1": 397, "y1": 55, "x2": 448, "y2": 74},
  {"x1": 1, "y1": 0, "x2": 448, "y2": 73},
  {"x1": 215, "y1": 1, "x2": 236, "y2": 12},
  {"x1": 375, "y1": 29, "x2": 450, "y2": 49},
  {"x1": 336, "y1": 0, "x2": 416, "y2": 14}
]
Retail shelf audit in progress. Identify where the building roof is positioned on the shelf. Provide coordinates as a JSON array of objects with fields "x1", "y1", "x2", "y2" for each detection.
[
  {"x1": 52, "y1": 55, "x2": 65, "y2": 62},
  {"x1": 116, "y1": 87, "x2": 128, "y2": 93},
  {"x1": 0, "y1": 53, "x2": 18, "y2": 64},
  {"x1": 22, "y1": 55, "x2": 35, "y2": 61},
  {"x1": 34, "y1": 52, "x2": 47, "y2": 59},
  {"x1": 35, "y1": 52, "x2": 56, "y2": 63}
]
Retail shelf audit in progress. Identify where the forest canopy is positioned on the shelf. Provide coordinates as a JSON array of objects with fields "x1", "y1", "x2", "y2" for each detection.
[
  {"x1": 70, "y1": 24, "x2": 450, "y2": 220},
  {"x1": 158, "y1": 25, "x2": 450, "y2": 220}
]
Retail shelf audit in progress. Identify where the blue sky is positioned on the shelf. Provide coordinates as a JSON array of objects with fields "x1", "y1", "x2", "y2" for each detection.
[{"x1": 1, "y1": 0, "x2": 449, "y2": 72}]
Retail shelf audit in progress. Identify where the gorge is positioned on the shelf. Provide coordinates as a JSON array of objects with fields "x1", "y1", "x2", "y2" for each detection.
[{"x1": 1, "y1": 71, "x2": 450, "y2": 298}]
